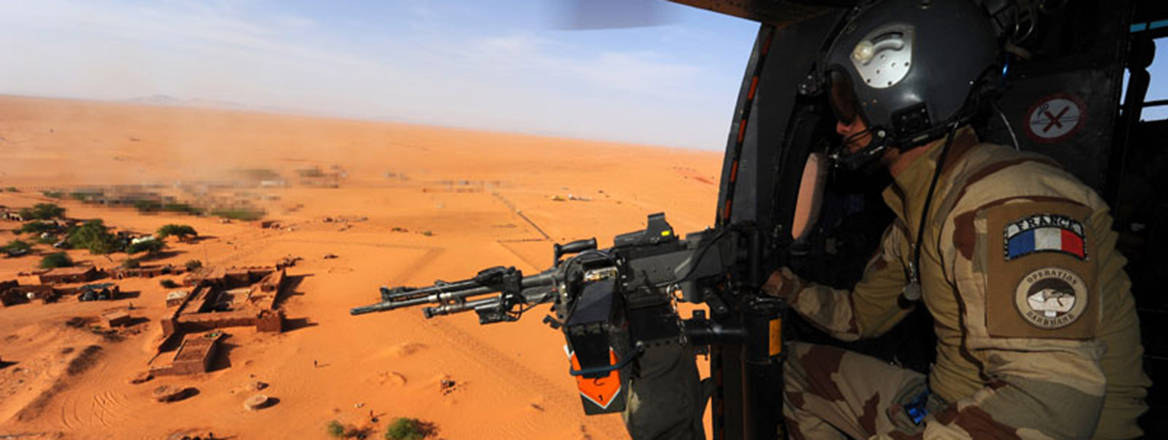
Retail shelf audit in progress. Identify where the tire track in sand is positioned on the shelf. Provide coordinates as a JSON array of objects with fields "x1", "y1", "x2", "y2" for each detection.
[{"x1": 420, "y1": 316, "x2": 628, "y2": 440}]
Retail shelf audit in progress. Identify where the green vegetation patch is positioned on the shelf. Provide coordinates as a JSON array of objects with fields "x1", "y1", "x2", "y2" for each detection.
[
  {"x1": 125, "y1": 239, "x2": 166, "y2": 255},
  {"x1": 157, "y1": 224, "x2": 198, "y2": 240},
  {"x1": 40, "y1": 252, "x2": 73, "y2": 268},
  {"x1": 1, "y1": 240, "x2": 31, "y2": 256},
  {"x1": 385, "y1": 418, "x2": 429, "y2": 440},
  {"x1": 20, "y1": 203, "x2": 65, "y2": 220},
  {"x1": 185, "y1": 259, "x2": 203, "y2": 271},
  {"x1": 20, "y1": 221, "x2": 59, "y2": 235},
  {"x1": 66, "y1": 220, "x2": 120, "y2": 254},
  {"x1": 210, "y1": 207, "x2": 265, "y2": 221}
]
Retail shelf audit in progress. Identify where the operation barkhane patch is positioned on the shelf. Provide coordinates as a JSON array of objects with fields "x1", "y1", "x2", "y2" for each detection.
[
  {"x1": 1003, "y1": 213, "x2": 1086, "y2": 260},
  {"x1": 1014, "y1": 267, "x2": 1088, "y2": 329}
]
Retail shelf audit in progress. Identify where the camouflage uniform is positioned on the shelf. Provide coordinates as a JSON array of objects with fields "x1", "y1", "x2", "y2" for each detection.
[{"x1": 779, "y1": 127, "x2": 1151, "y2": 439}]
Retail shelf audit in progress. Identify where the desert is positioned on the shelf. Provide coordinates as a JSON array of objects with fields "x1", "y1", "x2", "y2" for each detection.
[{"x1": 0, "y1": 95, "x2": 721, "y2": 439}]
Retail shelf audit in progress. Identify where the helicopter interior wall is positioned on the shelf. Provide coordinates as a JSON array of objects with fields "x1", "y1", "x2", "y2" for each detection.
[
  {"x1": 973, "y1": 2, "x2": 1130, "y2": 191},
  {"x1": 716, "y1": 11, "x2": 844, "y2": 245}
]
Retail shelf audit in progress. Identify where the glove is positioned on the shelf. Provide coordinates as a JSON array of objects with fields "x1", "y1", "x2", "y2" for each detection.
[{"x1": 761, "y1": 267, "x2": 803, "y2": 300}]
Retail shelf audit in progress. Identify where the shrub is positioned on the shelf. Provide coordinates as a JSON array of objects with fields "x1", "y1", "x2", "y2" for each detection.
[
  {"x1": 122, "y1": 258, "x2": 140, "y2": 269},
  {"x1": 385, "y1": 418, "x2": 426, "y2": 440},
  {"x1": 42, "y1": 190, "x2": 64, "y2": 199},
  {"x1": 20, "y1": 221, "x2": 58, "y2": 234},
  {"x1": 159, "y1": 279, "x2": 179, "y2": 289},
  {"x1": 19, "y1": 203, "x2": 65, "y2": 220},
  {"x1": 326, "y1": 420, "x2": 347, "y2": 438},
  {"x1": 161, "y1": 202, "x2": 202, "y2": 215},
  {"x1": 69, "y1": 191, "x2": 93, "y2": 201},
  {"x1": 2, "y1": 240, "x2": 31, "y2": 255},
  {"x1": 185, "y1": 259, "x2": 203, "y2": 271},
  {"x1": 126, "y1": 238, "x2": 166, "y2": 255},
  {"x1": 210, "y1": 207, "x2": 264, "y2": 221},
  {"x1": 67, "y1": 220, "x2": 119, "y2": 254},
  {"x1": 296, "y1": 167, "x2": 325, "y2": 178},
  {"x1": 157, "y1": 224, "x2": 198, "y2": 240},
  {"x1": 40, "y1": 252, "x2": 73, "y2": 268},
  {"x1": 133, "y1": 200, "x2": 162, "y2": 213},
  {"x1": 5, "y1": 187, "x2": 18, "y2": 192}
]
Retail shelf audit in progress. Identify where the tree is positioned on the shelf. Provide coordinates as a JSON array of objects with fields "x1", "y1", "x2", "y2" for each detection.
[
  {"x1": 67, "y1": 220, "x2": 119, "y2": 254},
  {"x1": 40, "y1": 252, "x2": 73, "y2": 268},
  {"x1": 385, "y1": 418, "x2": 427, "y2": 440},
  {"x1": 1, "y1": 240, "x2": 31, "y2": 256},
  {"x1": 19, "y1": 203, "x2": 65, "y2": 220},
  {"x1": 122, "y1": 258, "x2": 140, "y2": 269},
  {"x1": 126, "y1": 238, "x2": 166, "y2": 255},
  {"x1": 19, "y1": 221, "x2": 59, "y2": 234},
  {"x1": 156, "y1": 224, "x2": 198, "y2": 241}
]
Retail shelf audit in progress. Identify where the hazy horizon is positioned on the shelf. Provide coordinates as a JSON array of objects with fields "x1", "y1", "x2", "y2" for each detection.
[{"x1": 0, "y1": 0, "x2": 760, "y2": 151}]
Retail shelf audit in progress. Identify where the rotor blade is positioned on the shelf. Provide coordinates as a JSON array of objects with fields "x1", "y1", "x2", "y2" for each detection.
[
  {"x1": 666, "y1": 0, "x2": 846, "y2": 27},
  {"x1": 553, "y1": 0, "x2": 678, "y2": 30}
]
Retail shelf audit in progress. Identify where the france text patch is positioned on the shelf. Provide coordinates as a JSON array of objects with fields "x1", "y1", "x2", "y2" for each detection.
[{"x1": 1003, "y1": 214, "x2": 1085, "y2": 260}]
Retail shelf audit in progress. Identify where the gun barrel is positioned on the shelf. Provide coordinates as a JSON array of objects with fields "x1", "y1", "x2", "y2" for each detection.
[
  {"x1": 380, "y1": 278, "x2": 483, "y2": 302},
  {"x1": 422, "y1": 297, "x2": 498, "y2": 318},
  {"x1": 350, "y1": 301, "x2": 402, "y2": 315},
  {"x1": 354, "y1": 271, "x2": 558, "y2": 316}
]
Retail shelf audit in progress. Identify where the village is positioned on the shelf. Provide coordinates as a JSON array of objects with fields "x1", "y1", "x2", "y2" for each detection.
[{"x1": 0, "y1": 200, "x2": 298, "y2": 416}]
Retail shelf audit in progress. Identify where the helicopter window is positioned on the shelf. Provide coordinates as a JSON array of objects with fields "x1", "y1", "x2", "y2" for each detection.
[{"x1": 1123, "y1": 37, "x2": 1168, "y2": 121}]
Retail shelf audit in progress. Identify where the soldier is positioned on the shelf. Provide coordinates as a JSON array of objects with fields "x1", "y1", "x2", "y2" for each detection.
[
  {"x1": 623, "y1": 0, "x2": 1150, "y2": 439},
  {"x1": 766, "y1": 0, "x2": 1150, "y2": 439}
]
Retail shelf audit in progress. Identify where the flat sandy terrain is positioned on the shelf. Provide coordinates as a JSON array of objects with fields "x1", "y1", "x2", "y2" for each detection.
[{"x1": 0, "y1": 95, "x2": 721, "y2": 439}]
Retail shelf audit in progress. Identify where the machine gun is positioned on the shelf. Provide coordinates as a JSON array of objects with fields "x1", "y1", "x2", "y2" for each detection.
[{"x1": 352, "y1": 213, "x2": 787, "y2": 434}]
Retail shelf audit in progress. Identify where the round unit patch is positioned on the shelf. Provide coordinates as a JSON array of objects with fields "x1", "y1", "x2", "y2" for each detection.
[
  {"x1": 1025, "y1": 94, "x2": 1086, "y2": 143},
  {"x1": 1014, "y1": 267, "x2": 1088, "y2": 329}
]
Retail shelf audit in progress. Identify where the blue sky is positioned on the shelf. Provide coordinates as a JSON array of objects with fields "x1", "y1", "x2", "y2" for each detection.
[
  {"x1": 3, "y1": 1, "x2": 1168, "y2": 150},
  {"x1": 0, "y1": 0, "x2": 760, "y2": 150}
]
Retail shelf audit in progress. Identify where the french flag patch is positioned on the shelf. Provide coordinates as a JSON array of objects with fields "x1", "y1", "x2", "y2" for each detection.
[{"x1": 1003, "y1": 214, "x2": 1086, "y2": 260}]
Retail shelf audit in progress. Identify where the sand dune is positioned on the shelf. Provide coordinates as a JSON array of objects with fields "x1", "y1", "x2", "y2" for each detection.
[{"x1": 0, "y1": 95, "x2": 721, "y2": 439}]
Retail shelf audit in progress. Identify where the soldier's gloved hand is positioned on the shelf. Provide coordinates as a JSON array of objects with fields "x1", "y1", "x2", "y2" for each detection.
[{"x1": 761, "y1": 267, "x2": 803, "y2": 300}]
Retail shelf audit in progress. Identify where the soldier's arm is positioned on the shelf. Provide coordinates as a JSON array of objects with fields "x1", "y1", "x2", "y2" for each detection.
[
  {"x1": 769, "y1": 223, "x2": 912, "y2": 341},
  {"x1": 883, "y1": 199, "x2": 1108, "y2": 439}
]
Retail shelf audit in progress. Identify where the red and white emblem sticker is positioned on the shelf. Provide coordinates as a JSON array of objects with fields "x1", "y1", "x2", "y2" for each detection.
[{"x1": 1025, "y1": 94, "x2": 1086, "y2": 143}]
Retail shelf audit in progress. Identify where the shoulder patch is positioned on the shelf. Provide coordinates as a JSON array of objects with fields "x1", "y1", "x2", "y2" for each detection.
[
  {"x1": 1003, "y1": 214, "x2": 1085, "y2": 260},
  {"x1": 1014, "y1": 267, "x2": 1088, "y2": 329},
  {"x1": 982, "y1": 201, "x2": 1097, "y2": 339}
]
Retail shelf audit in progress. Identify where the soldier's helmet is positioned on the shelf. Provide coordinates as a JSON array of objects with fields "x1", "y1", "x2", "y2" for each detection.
[{"x1": 821, "y1": 0, "x2": 1000, "y2": 169}]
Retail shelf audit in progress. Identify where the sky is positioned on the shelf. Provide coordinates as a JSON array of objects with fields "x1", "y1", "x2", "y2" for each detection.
[
  {"x1": 0, "y1": 0, "x2": 760, "y2": 150},
  {"x1": 3, "y1": 1, "x2": 1168, "y2": 150}
]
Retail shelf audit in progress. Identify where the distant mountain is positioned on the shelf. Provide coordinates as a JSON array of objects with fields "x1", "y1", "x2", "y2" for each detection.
[
  {"x1": 128, "y1": 94, "x2": 185, "y2": 106},
  {"x1": 125, "y1": 95, "x2": 250, "y2": 110}
]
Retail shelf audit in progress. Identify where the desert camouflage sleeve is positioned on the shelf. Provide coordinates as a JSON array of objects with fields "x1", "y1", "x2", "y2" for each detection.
[
  {"x1": 786, "y1": 223, "x2": 913, "y2": 341},
  {"x1": 876, "y1": 198, "x2": 1108, "y2": 440}
]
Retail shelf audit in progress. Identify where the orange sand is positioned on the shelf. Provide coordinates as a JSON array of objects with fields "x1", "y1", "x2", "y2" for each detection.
[{"x1": 0, "y1": 95, "x2": 722, "y2": 439}]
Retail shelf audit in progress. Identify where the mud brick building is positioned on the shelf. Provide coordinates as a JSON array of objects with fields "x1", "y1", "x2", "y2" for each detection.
[
  {"x1": 166, "y1": 290, "x2": 188, "y2": 307},
  {"x1": 38, "y1": 266, "x2": 99, "y2": 284},
  {"x1": 111, "y1": 264, "x2": 182, "y2": 279},
  {"x1": 2, "y1": 285, "x2": 59, "y2": 305},
  {"x1": 103, "y1": 311, "x2": 133, "y2": 327},
  {"x1": 161, "y1": 265, "x2": 288, "y2": 337},
  {"x1": 151, "y1": 332, "x2": 223, "y2": 376},
  {"x1": 0, "y1": 280, "x2": 17, "y2": 305}
]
